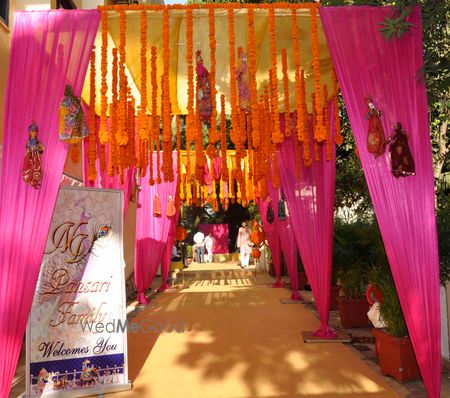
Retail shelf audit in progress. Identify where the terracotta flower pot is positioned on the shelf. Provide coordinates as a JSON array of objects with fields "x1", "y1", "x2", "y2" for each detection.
[
  {"x1": 297, "y1": 272, "x2": 307, "y2": 290},
  {"x1": 372, "y1": 328, "x2": 421, "y2": 383},
  {"x1": 329, "y1": 285, "x2": 341, "y2": 310},
  {"x1": 337, "y1": 297, "x2": 370, "y2": 328}
]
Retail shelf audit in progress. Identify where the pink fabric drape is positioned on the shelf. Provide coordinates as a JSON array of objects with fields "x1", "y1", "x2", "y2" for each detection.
[
  {"x1": 321, "y1": 7, "x2": 440, "y2": 396},
  {"x1": 81, "y1": 107, "x2": 134, "y2": 218},
  {"x1": 0, "y1": 10, "x2": 99, "y2": 397},
  {"x1": 159, "y1": 222, "x2": 177, "y2": 292},
  {"x1": 199, "y1": 223, "x2": 229, "y2": 254},
  {"x1": 134, "y1": 153, "x2": 178, "y2": 303},
  {"x1": 258, "y1": 198, "x2": 283, "y2": 287},
  {"x1": 266, "y1": 179, "x2": 301, "y2": 300},
  {"x1": 278, "y1": 111, "x2": 336, "y2": 337}
]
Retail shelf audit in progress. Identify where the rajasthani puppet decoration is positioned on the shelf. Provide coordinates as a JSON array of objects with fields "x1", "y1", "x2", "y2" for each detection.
[
  {"x1": 388, "y1": 122, "x2": 416, "y2": 178},
  {"x1": 236, "y1": 47, "x2": 250, "y2": 112},
  {"x1": 59, "y1": 85, "x2": 88, "y2": 162},
  {"x1": 23, "y1": 121, "x2": 45, "y2": 189},
  {"x1": 196, "y1": 50, "x2": 212, "y2": 127},
  {"x1": 365, "y1": 96, "x2": 386, "y2": 157}
]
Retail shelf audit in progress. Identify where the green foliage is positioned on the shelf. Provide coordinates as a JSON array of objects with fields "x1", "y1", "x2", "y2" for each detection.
[
  {"x1": 369, "y1": 264, "x2": 408, "y2": 337},
  {"x1": 437, "y1": 193, "x2": 450, "y2": 286},
  {"x1": 333, "y1": 221, "x2": 386, "y2": 297}
]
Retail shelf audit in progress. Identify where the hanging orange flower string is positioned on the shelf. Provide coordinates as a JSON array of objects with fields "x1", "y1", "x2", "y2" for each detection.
[
  {"x1": 228, "y1": 8, "x2": 241, "y2": 169},
  {"x1": 88, "y1": 48, "x2": 97, "y2": 182},
  {"x1": 149, "y1": 46, "x2": 158, "y2": 185},
  {"x1": 156, "y1": 75, "x2": 163, "y2": 184},
  {"x1": 220, "y1": 94, "x2": 228, "y2": 182},
  {"x1": 323, "y1": 84, "x2": 332, "y2": 161},
  {"x1": 108, "y1": 48, "x2": 119, "y2": 176},
  {"x1": 268, "y1": 6, "x2": 282, "y2": 145},
  {"x1": 291, "y1": 9, "x2": 305, "y2": 143},
  {"x1": 207, "y1": 8, "x2": 220, "y2": 160},
  {"x1": 247, "y1": 8, "x2": 259, "y2": 149},
  {"x1": 99, "y1": 11, "x2": 109, "y2": 145},
  {"x1": 332, "y1": 69, "x2": 343, "y2": 145},
  {"x1": 127, "y1": 94, "x2": 137, "y2": 167},
  {"x1": 117, "y1": 10, "x2": 129, "y2": 147},
  {"x1": 310, "y1": 6, "x2": 325, "y2": 143},
  {"x1": 281, "y1": 48, "x2": 290, "y2": 136},
  {"x1": 311, "y1": 93, "x2": 320, "y2": 162},
  {"x1": 301, "y1": 71, "x2": 312, "y2": 166},
  {"x1": 138, "y1": 10, "x2": 148, "y2": 141},
  {"x1": 161, "y1": 8, "x2": 173, "y2": 182},
  {"x1": 176, "y1": 115, "x2": 183, "y2": 204},
  {"x1": 186, "y1": 8, "x2": 194, "y2": 145}
]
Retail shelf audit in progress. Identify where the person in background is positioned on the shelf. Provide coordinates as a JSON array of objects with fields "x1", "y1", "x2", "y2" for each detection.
[
  {"x1": 236, "y1": 221, "x2": 252, "y2": 268},
  {"x1": 193, "y1": 231, "x2": 205, "y2": 263},
  {"x1": 204, "y1": 233, "x2": 214, "y2": 263},
  {"x1": 171, "y1": 244, "x2": 181, "y2": 262}
]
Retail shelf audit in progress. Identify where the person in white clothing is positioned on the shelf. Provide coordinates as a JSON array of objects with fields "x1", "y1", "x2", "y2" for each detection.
[
  {"x1": 236, "y1": 221, "x2": 252, "y2": 268},
  {"x1": 204, "y1": 233, "x2": 214, "y2": 263}
]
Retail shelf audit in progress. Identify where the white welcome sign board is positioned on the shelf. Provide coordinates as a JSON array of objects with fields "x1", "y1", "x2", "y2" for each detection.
[{"x1": 26, "y1": 187, "x2": 131, "y2": 397}]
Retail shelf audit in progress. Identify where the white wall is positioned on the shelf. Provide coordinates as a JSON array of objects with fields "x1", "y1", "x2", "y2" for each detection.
[
  {"x1": 15, "y1": 0, "x2": 51, "y2": 10},
  {"x1": 441, "y1": 285, "x2": 450, "y2": 359}
]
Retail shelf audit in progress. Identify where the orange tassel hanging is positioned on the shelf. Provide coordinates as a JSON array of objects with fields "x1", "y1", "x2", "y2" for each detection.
[
  {"x1": 99, "y1": 11, "x2": 108, "y2": 145},
  {"x1": 312, "y1": 93, "x2": 321, "y2": 162},
  {"x1": 117, "y1": 10, "x2": 129, "y2": 147},
  {"x1": 332, "y1": 70, "x2": 343, "y2": 146},
  {"x1": 108, "y1": 48, "x2": 119, "y2": 176},
  {"x1": 88, "y1": 48, "x2": 97, "y2": 182},
  {"x1": 247, "y1": 9, "x2": 260, "y2": 149},
  {"x1": 310, "y1": 7, "x2": 325, "y2": 143},
  {"x1": 268, "y1": 7, "x2": 282, "y2": 145},
  {"x1": 138, "y1": 10, "x2": 148, "y2": 141},
  {"x1": 291, "y1": 9, "x2": 304, "y2": 143},
  {"x1": 186, "y1": 8, "x2": 194, "y2": 145},
  {"x1": 323, "y1": 85, "x2": 333, "y2": 161},
  {"x1": 207, "y1": 8, "x2": 220, "y2": 160},
  {"x1": 220, "y1": 95, "x2": 228, "y2": 183},
  {"x1": 281, "y1": 48, "x2": 290, "y2": 136},
  {"x1": 149, "y1": 46, "x2": 158, "y2": 185},
  {"x1": 228, "y1": 8, "x2": 240, "y2": 157},
  {"x1": 161, "y1": 8, "x2": 173, "y2": 182}
]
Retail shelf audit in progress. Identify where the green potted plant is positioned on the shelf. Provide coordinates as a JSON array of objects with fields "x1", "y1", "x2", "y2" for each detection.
[
  {"x1": 369, "y1": 263, "x2": 420, "y2": 383},
  {"x1": 333, "y1": 221, "x2": 382, "y2": 328}
]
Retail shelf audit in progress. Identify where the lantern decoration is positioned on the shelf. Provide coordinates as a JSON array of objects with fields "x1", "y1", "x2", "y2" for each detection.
[
  {"x1": 176, "y1": 226, "x2": 187, "y2": 241},
  {"x1": 252, "y1": 248, "x2": 261, "y2": 259}
]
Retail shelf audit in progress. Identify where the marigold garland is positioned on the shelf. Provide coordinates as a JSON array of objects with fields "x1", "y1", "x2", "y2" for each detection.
[
  {"x1": 228, "y1": 8, "x2": 241, "y2": 163},
  {"x1": 161, "y1": 8, "x2": 173, "y2": 182},
  {"x1": 138, "y1": 10, "x2": 148, "y2": 141},
  {"x1": 268, "y1": 7, "x2": 282, "y2": 145},
  {"x1": 88, "y1": 48, "x2": 97, "y2": 182},
  {"x1": 220, "y1": 95, "x2": 228, "y2": 183},
  {"x1": 99, "y1": 11, "x2": 108, "y2": 145},
  {"x1": 109, "y1": 48, "x2": 119, "y2": 176},
  {"x1": 206, "y1": 8, "x2": 220, "y2": 160},
  {"x1": 323, "y1": 84, "x2": 332, "y2": 161},
  {"x1": 332, "y1": 70, "x2": 343, "y2": 145},
  {"x1": 310, "y1": 7, "x2": 325, "y2": 143},
  {"x1": 247, "y1": 9, "x2": 260, "y2": 149},
  {"x1": 281, "y1": 48, "x2": 290, "y2": 136},
  {"x1": 149, "y1": 46, "x2": 158, "y2": 185},
  {"x1": 311, "y1": 93, "x2": 320, "y2": 162},
  {"x1": 117, "y1": 10, "x2": 129, "y2": 146},
  {"x1": 186, "y1": 8, "x2": 194, "y2": 144}
]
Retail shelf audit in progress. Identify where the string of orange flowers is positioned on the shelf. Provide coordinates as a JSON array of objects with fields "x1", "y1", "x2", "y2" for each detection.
[
  {"x1": 268, "y1": 7, "x2": 282, "y2": 145},
  {"x1": 185, "y1": 8, "x2": 194, "y2": 145},
  {"x1": 206, "y1": 8, "x2": 220, "y2": 161},
  {"x1": 176, "y1": 115, "x2": 183, "y2": 204},
  {"x1": 138, "y1": 10, "x2": 147, "y2": 142},
  {"x1": 220, "y1": 94, "x2": 228, "y2": 184},
  {"x1": 281, "y1": 48, "x2": 290, "y2": 136},
  {"x1": 88, "y1": 48, "x2": 97, "y2": 182},
  {"x1": 247, "y1": 8, "x2": 260, "y2": 150},
  {"x1": 99, "y1": 11, "x2": 108, "y2": 145},
  {"x1": 332, "y1": 69, "x2": 343, "y2": 145},
  {"x1": 108, "y1": 48, "x2": 119, "y2": 176},
  {"x1": 117, "y1": 10, "x2": 129, "y2": 146},
  {"x1": 149, "y1": 46, "x2": 157, "y2": 185},
  {"x1": 310, "y1": 6, "x2": 325, "y2": 143},
  {"x1": 161, "y1": 8, "x2": 173, "y2": 182},
  {"x1": 323, "y1": 84, "x2": 333, "y2": 161},
  {"x1": 311, "y1": 92, "x2": 320, "y2": 162}
]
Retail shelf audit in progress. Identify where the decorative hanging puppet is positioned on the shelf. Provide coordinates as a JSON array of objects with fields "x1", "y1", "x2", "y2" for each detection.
[
  {"x1": 166, "y1": 195, "x2": 176, "y2": 217},
  {"x1": 59, "y1": 85, "x2": 88, "y2": 162},
  {"x1": 196, "y1": 50, "x2": 212, "y2": 126},
  {"x1": 278, "y1": 192, "x2": 287, "y2": 220},
  {"x1": 153, "y1": 193, "x2": 161, "y2": 217},
  {"x1": 388, "y1": 122, "x2": 416, "y2": 178},
  {"x1": 365, "y1": 96, "x2": 386, "y2": 157},
  {"x1": 23, "y1": 121, "x2": 44, "y2": 189},
  {"x1": 236, "y1": 47, "x2": 250, "y2": 112},
  {"x1": 266, "y1": 200, "x2": 275, "y2": 224}
]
